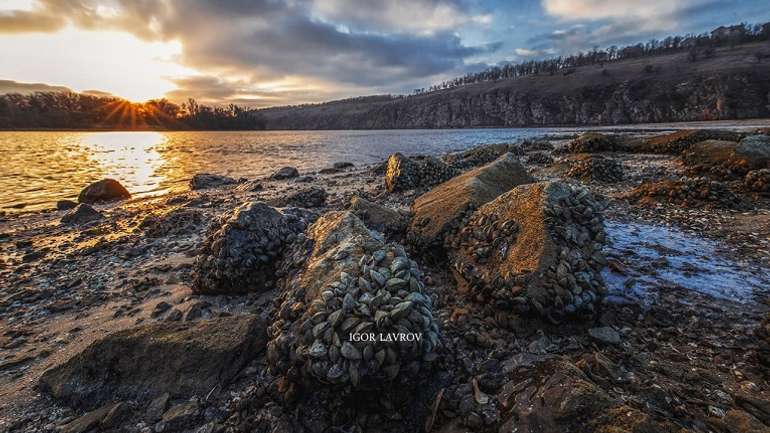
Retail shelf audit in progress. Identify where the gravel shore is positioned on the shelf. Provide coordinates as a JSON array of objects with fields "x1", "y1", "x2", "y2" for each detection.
[{"x1": 1, "y1": 129, "x2": 769, "y2": 433}]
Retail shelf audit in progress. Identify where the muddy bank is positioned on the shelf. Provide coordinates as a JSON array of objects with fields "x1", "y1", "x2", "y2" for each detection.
[{"x1": 1, "y1": 128, "x2": 770, "y2": 433}]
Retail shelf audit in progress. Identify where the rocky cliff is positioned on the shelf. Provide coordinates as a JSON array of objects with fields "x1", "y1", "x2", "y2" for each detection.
[{"x1": 255, "y1": 42, "x2": 770, "y2": 129}]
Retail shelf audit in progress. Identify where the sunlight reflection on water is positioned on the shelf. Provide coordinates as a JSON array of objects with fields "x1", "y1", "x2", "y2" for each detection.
[{"x1": 3, "y1": 128, "x2": 576, "y2": 212}]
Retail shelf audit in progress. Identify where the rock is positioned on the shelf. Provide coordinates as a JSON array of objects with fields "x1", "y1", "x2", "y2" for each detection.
[
  {"x1": 641, "y1": 129, "x2": 743, "y2": 154},
  {"x1": 588, "y1": 327, "x2": 621, "y2": 345},
  {"x1": 281, "y1": 187, "x2": 327, "y2": 208},
  {"x1": 564, "y1": 154, "x2": 623, "y2": 183},
  {"x1": 385, "y1": 153, "x2": 458, "y2": 192},
  {"x1": 189, "y1": 173, "x2": 237, "y2": 190},
  {"x1": 736, "y1": 135, "x2": 770, "y2": 168},
  {"x1": 60, "y1": 402, "x2": 124, "y2": 433},
  {"x1": 446, "y1": 181, "x2": 607, "y2": 317},
  {"x1": 623, "y1": 177, "x2": 745, "y2": 210},
  {"x1": 61, "y1": 203, "x2": 103, "y2": 225},
  {"x1": 385, "y1": 153, "x2": 422, "y2": 192},
  {"x1": 521, "y1": 140, "x2": 554, "y2": 152},
  {"x1": 348, "y1": 195, "x2": 407, "y2": 236},
  {"x1": 722, "y1": 410, "x2": 768, "y2": 433},
  {"x1": 146, "y1": 392, "x2": 170, "y2": 422},
  {"x1": 333, "y1": 162, "x2": 354, "y2": 170},
  {"x1": 513, "y1": 361, "x2": 613, "y2": 432},
  {"x1": 444, "y1": 143, "x2": 513, "y2": 170},
  {"x1": 39, "y1": 315, "x2": 266, "y2": 410},
  {"x1": 192, "y1": 202, "x2": 298, "y2": 295},
  {"x1": 151, "y1": 301, "x2": 172, "y2": 318},
  {"x1": 745, "y1": 169, "x2": 770, "y2": 194},
  {"x1": 271, "y1": 166, "x2": 300, "y2": 180},
  {"x1": 162, "y1": 401, "x2": 200, "y2": 431},
  {"x1": 408, "y1": 153, "x2": 534, "y2": 249},
  {"x1": 567, "y1": 132, "x2": 618, "y2": 153},
  {"x1": 78, "y1": 178, "x2": 131, "y2": 204},
  {"x1": 267, "y1": 212, "x2": 439, "y2": 393},
  {"x1": 525, "y1": 152, "x2": 554, "y2": 165},
  {"x1": 56, "y1": 199, "x2": 78, "y2": 211}
]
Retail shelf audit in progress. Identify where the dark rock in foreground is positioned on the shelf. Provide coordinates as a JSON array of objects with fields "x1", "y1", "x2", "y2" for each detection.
[
  {"x1": 78, "y1": 178, "x2": 131, "y2": 204},
  {"x1": 282, "y1": 187, "x2": 327, "y2": 208},
  {"x1": 268, "y1": 211, "x2": 439, "y2": 393},
  {"x1": 60, "y1": 203, "x2": 103, "y2": 225},
  {"x1": 447, "y1": 181, "x2": 606, "y2": 317},
  {"x1": 271, "y1": 166, "x2": 300, "y2": 180},
  {"x1": 56, "y1": 199, "x2": 78, "y2": 211},
  {"x1": 192, "y1": 202, "x2": 298, "y2": 295},
  {"x1": 189, "y1": 173, "x2": 237, "y2": 190},
  {"x1": 39, "y1": 316, "x2": 266, "y2": 410},
  {"x1": 408, "y1": 153, "x2": 534, "y2": 249}
]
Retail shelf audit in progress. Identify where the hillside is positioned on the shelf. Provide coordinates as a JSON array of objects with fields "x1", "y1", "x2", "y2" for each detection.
[{"x1": 254, "y1": 42, "x2": 770, "y2": 129}]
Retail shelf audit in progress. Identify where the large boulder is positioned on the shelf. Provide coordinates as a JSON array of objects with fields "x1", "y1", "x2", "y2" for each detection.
[
  {"x1": 192, "y1": 201, "x2": 300, "y2": 295},
  {"x1": 39, "y1": 316, "x2": 266, "y2": 410},
  {"x1": 408, "y1": 153, "x2": 534, "y2": 249},
  {"x1": 384, "y1": 153, "x2": 458, "y2": 192},
  {"x1": 682, "y1": 136, "x2": 770, "y2": 178},
  {"x1": 78, "y1": 179, "x2": 130, "y2": 204},
  {"x1": 349, "y1": 195, "x2": 408, "y2": 236},
  {"x1": 446, "y1": 181, "x2": 607, "y2": 317},
  {"x1": 189, "y1": 173, "x2": 237, "y2": 190},
  {"x1": 736, "y1": 135, "x2": 770, "y2": 168},
  {"x1": 267, "y1": 211, "x2": 439, "y2": 393}
]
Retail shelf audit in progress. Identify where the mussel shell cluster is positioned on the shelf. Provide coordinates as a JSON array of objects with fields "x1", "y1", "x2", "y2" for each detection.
[
  {"x1": 745, "y1": 169, "x2": 770, "y2": 194},
  {"x1": 627, "y1": 177, "x2": 744, "y2": 209},
  {"x1": 444, "y1": 144, "x2": 513, "y2": 170},
  {"x1": 539, "y1": 187, "x2": 607, "y2": 314},
  {"x1": 565, "y1": 155, "x2": 623, "y2": 183},
  {"x1": 448, "y1": 185, "x2": 607, "y2": 317},
  {"x1": 385, "y1": 153, "x2": 458, "y2": 192},
  {"x1": 192, "y1": 202, "x2": 299, "y2": 294},
  {"x1": 525, "y1": 152, "x2": 554, "y2": 165},
  {"x1": 267, "y1": 244, "x2": 440, "y2": 390},
  {"x1": 567, "y1": 133, "x2": 618, "y2": 153}
]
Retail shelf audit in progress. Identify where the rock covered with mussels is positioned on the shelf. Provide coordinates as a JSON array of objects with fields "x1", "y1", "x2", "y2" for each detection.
[
  {"x1": 384, "y1": 153, "x2": 458, "y2": 192},
  {"x1": 267, "y1": 212, "x2": 439, "y2": 392},
  {"x1": 564, "y1": 154, "x2": 624, "y2": 183},
  {"x1": 192, "y1": 201, "x2": 304, "y2": 295},
  {"x1": 446, "y1": 181, "x2": 608, "y2": 317}
]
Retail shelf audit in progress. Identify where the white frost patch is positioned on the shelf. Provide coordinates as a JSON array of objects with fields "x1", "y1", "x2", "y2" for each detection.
[{"x1": 602, "y1": 220, "x2": 770, "y2": 303}]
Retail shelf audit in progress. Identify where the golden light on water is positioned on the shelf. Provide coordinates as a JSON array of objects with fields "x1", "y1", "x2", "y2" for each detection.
[{"x1": 81, "y1": 131, "x2": 169, "y2": 196}]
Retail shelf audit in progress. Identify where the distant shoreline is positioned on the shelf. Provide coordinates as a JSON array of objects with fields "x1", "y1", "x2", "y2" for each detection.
[{"x1": 2, "y1": 117, "x2": 770, "y2": 133}]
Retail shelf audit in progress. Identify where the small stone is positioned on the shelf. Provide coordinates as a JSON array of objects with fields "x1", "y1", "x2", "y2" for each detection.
[
  {"x1": 588, "y1": 327, "x2": 621, "y2": 345},
  {"x1": 270, "y1": 166, "x2": 299, "y2": 180}
]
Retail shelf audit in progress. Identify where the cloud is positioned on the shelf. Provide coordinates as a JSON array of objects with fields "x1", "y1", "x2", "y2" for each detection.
[
  {"x1": 0, "y1": 9, "x2": 65, "y2": 33},
  {"x1": 310, "y1": 0, "x2": 493, "y2": 35},
  {"x1": 0, "y1": 0, "x2": 497, "y2": 105},
  {"x1": 0, "y1": 79, "x2": 72, "y2": 94}
]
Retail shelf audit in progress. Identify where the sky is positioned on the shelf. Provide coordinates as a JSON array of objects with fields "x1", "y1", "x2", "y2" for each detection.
[{"x1": 0, "y1": 0, "x2": 768, "y2": 107}]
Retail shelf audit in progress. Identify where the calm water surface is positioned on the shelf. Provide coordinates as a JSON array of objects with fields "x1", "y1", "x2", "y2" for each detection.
[
  {"x1": 0, "y1": 129, "x2": 567, "y2": 212},
  {"x1": 3, "y1": 121, "x2": 767, "y2": 212}
]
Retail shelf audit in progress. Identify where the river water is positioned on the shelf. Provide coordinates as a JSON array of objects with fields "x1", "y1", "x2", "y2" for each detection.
[
  {"x1": 2, "y1": 120, "x2": 768, "y2": 212},
  {"x1": 0, "y1": 128, "x2": 568, "y2": 212}
]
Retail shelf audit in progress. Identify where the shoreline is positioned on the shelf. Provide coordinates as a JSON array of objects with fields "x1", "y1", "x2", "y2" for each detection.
[{"x1": 1, "y1": 127, "x2": 769, "y2": 432}]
